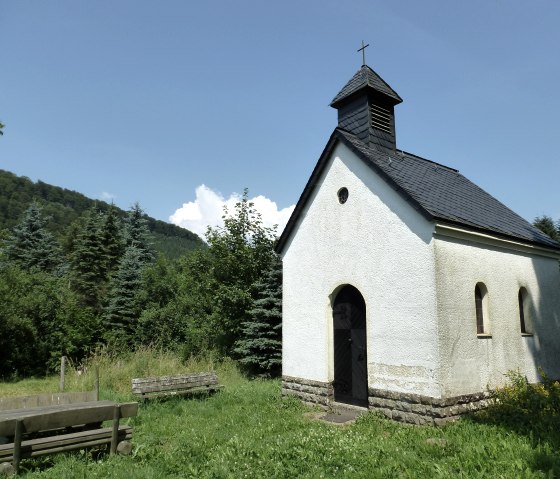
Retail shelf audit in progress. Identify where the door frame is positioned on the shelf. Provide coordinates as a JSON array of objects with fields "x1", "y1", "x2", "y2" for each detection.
[{"x1": 330, "y1": 284, "x2": 368, "y2": 407}]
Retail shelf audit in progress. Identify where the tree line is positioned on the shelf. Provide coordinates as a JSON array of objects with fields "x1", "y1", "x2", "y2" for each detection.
[{"x1": 0, "y1": 191, "x2": 281, "y2": 379}]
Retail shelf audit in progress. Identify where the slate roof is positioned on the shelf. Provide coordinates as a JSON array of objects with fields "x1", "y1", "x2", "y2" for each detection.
[
  {"x1": 276, "y1": 128, "x2": 560, "y2": 253},
  {"x1": 330, "y1": 65, "x2": 403, "y2": 107}
]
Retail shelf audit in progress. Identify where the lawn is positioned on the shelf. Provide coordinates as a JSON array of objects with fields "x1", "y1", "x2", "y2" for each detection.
[{"x1": 2, "y1": 353, "x2": 559, "y2": 478}]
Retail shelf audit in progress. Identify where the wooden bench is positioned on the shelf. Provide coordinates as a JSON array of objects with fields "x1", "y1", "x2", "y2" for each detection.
[
  {"x1": 132, "y1": 371, "x2": 223, "y2": 400},
  {"x1": 0, "y1": 393, "x2": 138, "y2": 475}
]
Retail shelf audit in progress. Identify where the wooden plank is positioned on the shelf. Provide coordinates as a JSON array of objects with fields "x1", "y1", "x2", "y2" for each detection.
[
  {"x1": 0, "y1": 426, "x2": 132, "y2": 461},
  {"x1": 132, "y1": 378, "x2": 218, "y2": 392},
  {"x1": 0, "y1": 401, "x2": 138, "y2": 436},
  {"x1": 0, "y1": 391, "x2": 98, "y2": 411},
  {"x1": 136, "y1": 385, "x2": 224, "y2": 398},
  {"x1": 118, "y1": 402, "x2": 138, "y2": 419},
  {"x1": 133, "y1": 379, "x2": 218, "y2": 395},
  {"x1": 131, "y1": 372, "x2": 216, "y2": 386}
]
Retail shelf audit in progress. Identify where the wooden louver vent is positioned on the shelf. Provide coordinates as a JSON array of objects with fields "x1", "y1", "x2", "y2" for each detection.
[{"x1": 370, "y1": 104, "x2": 392, "y2": 134}]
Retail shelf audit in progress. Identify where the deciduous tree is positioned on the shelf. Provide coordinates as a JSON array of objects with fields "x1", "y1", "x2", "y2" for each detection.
[{"x1": 205, "y1": 189, "x2": 277, "y2": 354}]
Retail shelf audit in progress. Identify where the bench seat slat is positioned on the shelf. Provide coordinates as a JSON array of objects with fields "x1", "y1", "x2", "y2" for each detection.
[
  {"x1": 133, "y1": 379, "x2": 218, "y2": 394},
  {"x1": 0, "y1": 426, "x2": 132, "y2": 461},
  {"x1": 136, "y1": 385, "x2": 224, "y2": 398}
]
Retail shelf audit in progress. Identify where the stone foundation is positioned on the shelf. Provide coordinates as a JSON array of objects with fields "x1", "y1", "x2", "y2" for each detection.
[
  {"x1": 368, "y1": 388, "x2": 490, "y2": 425},
  {"x1": 281, "y1": 376, "x2": 333, "y2": 407},
  {"x1": 282, "y1": 376, "x2": 490, "y2": 424}
]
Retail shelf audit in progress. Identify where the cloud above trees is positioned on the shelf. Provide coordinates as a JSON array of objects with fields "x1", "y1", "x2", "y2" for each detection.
[{"x1": 169, "y1": 185, "x2": 295, "y2": 238}]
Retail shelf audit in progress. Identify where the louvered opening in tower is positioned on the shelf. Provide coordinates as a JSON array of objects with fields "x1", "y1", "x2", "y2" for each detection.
[{"x1": 370, "y1": 104, "x2": 392, "y2": 134}]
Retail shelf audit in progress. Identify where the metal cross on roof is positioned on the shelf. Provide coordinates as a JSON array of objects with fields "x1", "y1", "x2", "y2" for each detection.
[{"x1": 357, "y1": 40, "x2": 370, "y2": 66}]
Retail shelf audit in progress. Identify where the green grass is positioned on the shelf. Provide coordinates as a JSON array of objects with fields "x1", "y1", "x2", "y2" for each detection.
[{"x1": 2, "y1": 353, "x2": 560, "y2": 478}]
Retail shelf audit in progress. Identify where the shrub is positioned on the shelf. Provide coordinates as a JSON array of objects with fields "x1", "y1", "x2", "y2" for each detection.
[{"x1": 483, "y1": 369, "x2": 560, "y2": 428}]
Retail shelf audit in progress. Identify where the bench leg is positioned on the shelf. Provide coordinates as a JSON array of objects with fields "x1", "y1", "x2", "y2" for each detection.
[
  {"x1": 13, "y1": 419, "x2": 23, "y2": 475},
  {"x1": 110, "y1": 405, "x2": 121, "y2": 455}
]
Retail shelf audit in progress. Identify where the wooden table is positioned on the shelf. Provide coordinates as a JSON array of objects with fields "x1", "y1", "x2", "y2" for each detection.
[{"x1": 0, "y1": 400, "x2": 138, "y2": 474}]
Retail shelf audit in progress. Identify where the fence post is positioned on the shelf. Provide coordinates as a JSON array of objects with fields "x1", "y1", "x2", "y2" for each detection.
[
  {"x1": 59, "y1": 356, "x2": 66, "y2": 392},
  {"x1": 94, "y1": 366, "x2": 100, "y2": 400}
]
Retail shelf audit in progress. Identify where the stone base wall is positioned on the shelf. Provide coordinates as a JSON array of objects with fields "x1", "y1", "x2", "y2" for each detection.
[
  {"x1": 282, "y1": 376, "x2": 490, "y2": 424},
  {"x1": 368, "y1": 388, "x2": 490, "y2": 425},
  {"x1": 281, "y1": 376, "x2": 333, "y2": 407}
]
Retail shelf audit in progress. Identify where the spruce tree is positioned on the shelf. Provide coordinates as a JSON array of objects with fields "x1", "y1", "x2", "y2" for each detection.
[
  {"x1": 533, "y1": 215, "x2": 560, "y2": 242},
  {"x1": 234, "y1": 254, "x2": 282, "y2": 377},
  {"x1": 104, "y1": 245, "x2": 145, "y2": 346},
  {"x1": 101, "y1": 203, "x2": 124, "y2": 274},
  {"x1": 3, "y1": 201, "x2": 64, "y2": 274},
  {"x1": 123, "y1": 202, "x2": 154, "y2": 263},
  {"x1": 70, "y1": 208, "x2": 107, "y2": 309}
]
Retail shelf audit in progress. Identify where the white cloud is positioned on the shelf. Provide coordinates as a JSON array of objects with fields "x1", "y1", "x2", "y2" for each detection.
[
  {"x1": 100, "y1": 191, "x2": 116, "y2": 202},
  {"x1": 169, "y1": 184, "x2": 295, "y2": 239}
]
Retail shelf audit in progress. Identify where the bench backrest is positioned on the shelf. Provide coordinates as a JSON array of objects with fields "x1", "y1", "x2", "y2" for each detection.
[
  {"x1": 0, "y1": 401, "x2": 138, "y2": 436},
  {"x1": 0, "y1": 390, "x2": 99, "y2": 412},
  {"x1": 132, "y1": 371, "x2": 219, "y2": 396}
]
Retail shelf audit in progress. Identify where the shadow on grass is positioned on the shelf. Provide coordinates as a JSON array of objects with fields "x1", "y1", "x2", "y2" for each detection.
[{"x1": 465, "y1": 401, "x2": 560, "y2": 476}]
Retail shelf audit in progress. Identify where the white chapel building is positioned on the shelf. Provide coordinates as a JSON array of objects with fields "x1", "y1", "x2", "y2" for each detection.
[{"x1": 275, "y1": 64, "x2": 560, "y2": 424}]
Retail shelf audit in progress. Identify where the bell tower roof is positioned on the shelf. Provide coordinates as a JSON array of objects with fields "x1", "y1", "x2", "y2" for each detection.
[{"x1": 330, "y1": 64, "x2": 402, "y2": 108}]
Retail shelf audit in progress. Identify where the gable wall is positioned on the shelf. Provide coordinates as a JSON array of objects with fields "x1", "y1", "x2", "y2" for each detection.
[
  {"x1": 281, "y1": 142, "x2": 442, "y2": 397},
  {"x1": 434, "y1": 233, "x2": 560, "y2": 397}
]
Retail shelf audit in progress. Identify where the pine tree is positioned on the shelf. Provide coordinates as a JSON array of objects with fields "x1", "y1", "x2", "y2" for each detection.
[
  {"x1": 234, "y1": 254, "x2": 282, "y2": 377},
  {"x1": 3, "y1": 201, "x2": 64, "y2": 274},
  {"x1": 104, "y1": 245, "x2": 145, "y2": 346},
  {"x1": 123, "y1": 202, "x2": 154, "y2": 263}
]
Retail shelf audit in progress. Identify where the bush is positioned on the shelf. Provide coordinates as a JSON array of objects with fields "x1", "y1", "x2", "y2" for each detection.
[{"x1": 483, "y1": 369, "x2": 560, "y2": 428}]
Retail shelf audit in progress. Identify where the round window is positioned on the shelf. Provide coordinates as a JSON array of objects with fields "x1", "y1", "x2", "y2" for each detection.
[{"x1": 337, "y1": 187, "x2": 349, "y2": 204}]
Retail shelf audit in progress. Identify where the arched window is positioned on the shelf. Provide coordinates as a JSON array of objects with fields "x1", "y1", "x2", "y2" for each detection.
[
  {"x1": 475, "y1": 283, "x2": 489, "y2": 335},
  {"x1": 518, "y1": 288, "x2": 532, "y2": 334}
]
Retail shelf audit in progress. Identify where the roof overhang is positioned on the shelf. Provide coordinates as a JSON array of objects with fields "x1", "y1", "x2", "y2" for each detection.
[{"x1": 434, "y1": 222, "x2": 560, "y2": 259}]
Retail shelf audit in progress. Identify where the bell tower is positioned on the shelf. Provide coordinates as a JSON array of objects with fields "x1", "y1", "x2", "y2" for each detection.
[{"x1": 330, "y1": 64, "x2": 402, "y2": 151}]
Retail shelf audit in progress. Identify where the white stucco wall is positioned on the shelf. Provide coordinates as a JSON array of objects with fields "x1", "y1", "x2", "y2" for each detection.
[
  {"x1": 434, "y1": 229, "x2": 560, "y2": 397},
  {"x1": 281, "y1": 142, "x2": 442, "y2": 397}
]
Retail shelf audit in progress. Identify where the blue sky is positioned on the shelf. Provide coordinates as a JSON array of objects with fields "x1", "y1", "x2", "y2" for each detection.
[{"x1": 1, "y1": 1, "x2": 559, "y2": 236}]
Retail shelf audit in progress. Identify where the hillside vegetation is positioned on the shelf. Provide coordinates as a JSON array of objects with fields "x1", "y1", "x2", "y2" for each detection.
[
  {"x1": 0, "y1": 188, "x2": 281, "y2": 380},
  {"x1": 0, "y1": 169, "x2": 203, "y2": 259}
]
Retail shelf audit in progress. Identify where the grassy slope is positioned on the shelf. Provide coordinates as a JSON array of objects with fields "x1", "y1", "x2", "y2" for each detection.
[{"x1": 2, "y1": 354, "x2": 559, "y2": 479}]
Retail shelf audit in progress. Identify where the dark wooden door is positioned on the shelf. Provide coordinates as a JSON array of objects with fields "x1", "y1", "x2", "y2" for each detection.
[{"x1": 333, "y1": 285, "x2": 368, "y2": 407}]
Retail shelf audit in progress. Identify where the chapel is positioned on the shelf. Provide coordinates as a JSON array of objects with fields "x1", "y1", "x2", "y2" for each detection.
[{"x1": 275, "y1": 61, "x2": 560, "y2": 424}]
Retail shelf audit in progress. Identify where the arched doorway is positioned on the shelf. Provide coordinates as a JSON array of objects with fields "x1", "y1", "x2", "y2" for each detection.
[{"x1": 332, "y1": 285, "x2": 368, "y2": 407}]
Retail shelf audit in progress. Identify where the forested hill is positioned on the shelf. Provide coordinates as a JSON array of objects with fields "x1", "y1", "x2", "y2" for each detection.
[{"x1": 0, "y1": 169, "x2": 204, "y2": 259}]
